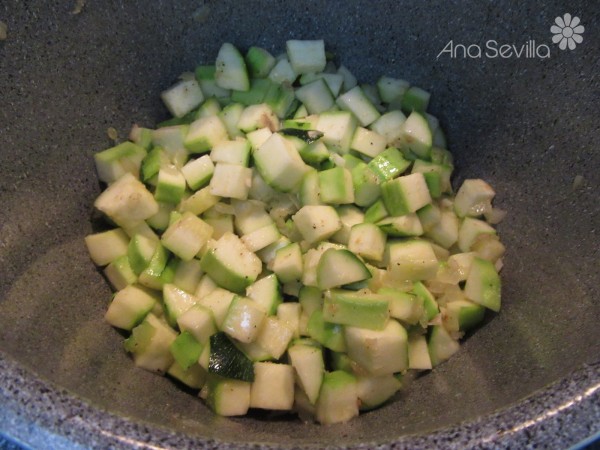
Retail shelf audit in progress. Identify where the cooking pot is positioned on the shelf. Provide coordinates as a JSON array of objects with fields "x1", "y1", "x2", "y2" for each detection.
[{"x1": 1, "y1": 1, "x2": 599, "y2": 448}]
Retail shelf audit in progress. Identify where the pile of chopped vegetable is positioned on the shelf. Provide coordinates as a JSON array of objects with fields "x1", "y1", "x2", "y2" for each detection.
[{"x1": 85, "y1": 40, "x2": 505, "y2": 424}]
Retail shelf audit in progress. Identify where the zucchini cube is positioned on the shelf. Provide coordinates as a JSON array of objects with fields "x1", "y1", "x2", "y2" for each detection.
[
  {"x1": 348, "y1": 223, "x2": 386, "y2": 262},
  {"x1": 381, "y1": 172, "x2": 432, "y2": 216},
  {"x1": 336, "y1": 86, "x2": 381, "y2": 127},
  {"x1": 210, "y1": 139, "x2": 250, "y2": 167},
  {"x1": 370, "y1": 110, "x2": 407, "y2": 146},
  {"x1": 250, "y1": 362, "x2": 295, "y2": 410},
  {"x1": 209, "y1": 163, "x2": 252, "y2": 200},
  {"x1": 253, "y1": 132, "x2": 309, "y2": 192},
  {"x1": 245, "y1": 46, "x2": 276, "y2": 78},
  {"x1": 385, "y1": 239, "x2": 439, "y2": 282},
  {"x1": 323, "y1": 289, "x2": 389, "y2": 330},
  {"x1": 315, "y1": 110, "x2": 357, "y2": 154},
  {"x1": 94, "y1": 173, "x2": 159, "y2": 229},
  {"x1": 214, "y1": 42, "x2": 250, "y2": 91},
  {"x1": 85, "y1": 228, "x2": 130, "y2": 266},
  {"x1": 177, "y1": 304, "x2": 217, "y2": 344},
  {"x1": 200, "y1": 233, "x2": 262, "y2": 294},
  {"x1": 315, "y1": 371, "x2": 359, "y2": 425},
  {"x1": 287, "y1": 342, "x2": 324, "y2": 404},
  {"x1": 205, "y1": 375, "x2": 251, "y2": 416},
  {"x1": 286, "y1": 39, "x2": 326, "y2": 74},
  {"x1": 345, "y1": 319, "x2": 408, "y2": 375},
  {"x1": 161, "y1": 212, "x2": 214, "y2": 261},
  {"x1": 351, "y1": 126, "x2": 387, "y2": 158},
  {"x1": 94, "y1": 141, "x2": 147, "y2": 184},
  {"x1": 161, "y1": 79, "x2": 204, "y2": 118},
  {"x1": 181, "y1": 155, "x2": 214, "y2": 191},
  {"x1": 154, "y1": 164, "x2": 186, "y2": 204},
  {"x1": 105, "y1": 284, "x2": 156, "y2": 330},
  {"x1": 292, "y1": 205, "x2": 341, "y2": 245},
  {"x1": 222, "y1": 296, "x2": 267, "y2": 343},
  {"x1": 318, "y1": 167, "x2": 354, "y2": 205},
  {"x1": 184, "y1": 115, "x2": 229, "y2": 154}
]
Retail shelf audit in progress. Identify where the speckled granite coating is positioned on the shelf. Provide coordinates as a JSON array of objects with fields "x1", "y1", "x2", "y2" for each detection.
[{"x1": 0, "y1": 0, "x2": 599, "y2": 449}]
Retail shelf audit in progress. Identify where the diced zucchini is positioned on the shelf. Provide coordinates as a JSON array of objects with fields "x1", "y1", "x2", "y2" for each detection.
[
  {"x1": 307, "y1": 310, "x2": 346, "y2": 352},
  {"x1": 94, "y1": 173, "x2": 159, "y2": 228},
  {"x1": 255, "y1": 316, "x2": 294, "y2": 359},
  {"x1": 198, "y1": 288, "x2": 236, "y2": 328},
  {"x1": 401, "y1": 86, "x2": 430, "y2": 113},
  {"x1": 348, "y1": 223, "x2": 387, "y2": 262},
  {"x1": 428, "y1": 325, "x2": 459, "y2": 367},
  {"x1": 367, "y1": 147, "x2": 410, "y2": 182},
  {"x1": 385, "y1": 239, "x2": 439, "y2": 283},
  {"x1": 286, "y1": 39, "x2": 326, "y2": 74},
  {"x1": 104, "y1": 254, "x2": 137, "y2": 290},
  {"x1": 181, "y1": 155, "x2": 214, "y2": 191},
  {"x1": 208, "y1": 332, "x2": 255, "y2": 381},
  {"x1": 458, "y1": 217, "x2": 497, "y2": 252},
  {"x1": 163, "y1": 283, "x2": 199, "y2": 325},
  {"x1": 271, "y1": 242, "x2": 304, "y2": 283},
  {"x1": 161, "y1": 212, "x2": 213, "y2": 261},
  {"x1": 336, "y1": 86, "x2": 381, "y2": 127},
  {"x1": 370, "y1": 110, "x2": 407, "y2": 145},
  {"x1": 94, "y1": 141, "x2": 147, "y2": 184},
  {"x1": 318, "y1": 166, "x2": 354, "y2": 205},
  {"x1": 400, "y1": 112, "x2": 432, "y2": 159},
  {"x1": 85, "y1": 228, "x2": 130, "y2": 266},
  {"x1": 315, "y1": 110, "x2": 357, "y2": 154},
  {"x1": 345, "y1": 319, "x2": 408, "y2": 375},
  {"x1": 288, "y1": 342, "x2": 324, "y2": 404},
  {"x1": 222, "y1": 296, "x2": 266, "y2": 343},
  {"x1": 317, "y1": 249, "x2": 371, "y2": 290},
  {"x1": 323, "y1": 289, "x2": 388, "y2": 330},
  {"x1": 237, "y1": 103, "x2": 279, "y2": 133},
  {"x1": 200, "y1": 233, "x2": 262, "y2": 294},
  {"x1": 315, "y1": 371, "x2": 359, "y2": 425},
  {"x1": 105, "y1": 284, "x2": 157, "y2": 330},
  {"x1": 350, "y1": 127, "x2": 387, "y2": 158},
  {"x1": 381, "y1": 173, "x2": 432, "y2": 216},
  {"x1": 292, "y1": 205, "x2": 341, "y2": 245},
  {"x1": 209, "y1": 163, "x2": 252, "y2": 200},
  {"x1": 377, "y1": 213, "x2": 424, "y2": 238},
  {"x1": 246, "y1": 273, "x2": 282, "y2": 315},
  {"x1": 443, "y1": 299, "x2": 486, "y2": 332},
  {"x1": 464, "y1": 257, "x2": 501, "y2": 312},
  {"x1": 253, "y1": 132, "x2": 309, "y2": 192},
  {"x1": 408, "y1": 334, "x2": 432, "y2": 370},
  {"x1": 378, "y1": 288, "x2": 423, "y2": 324},
  {"x1": 124, "y1": 313, "x2": 177, "y2": 374},
  {"x1": 268, "y1": 57, "x2": 298, "y2": 84},
  {"x1": 184, "y1": 116, "x2": 229, "y2": 154},
  {"x1": 454, "y1": 179, "x2": 496, "y2": 218},
  {"x1": 205, "y1": 374, "x2": 251, "y2": 416},
  {"x1": 295, "y1": 78, "x2": 335, "y2": 114},
  {"x1": 412, "y1": 281, "x2": 439, "y2": 322},
  {"x1": 426, "y1": 210, "x2": 459, "y2": 249},
  {"x1": 376, "y1": 76, "x2": 410, "y2": 104},
  {"x1": 356, "y1": 374, "x2": 402, "y2": 410},
  {"x1": 246, "y1": 46, "x2": 276, "y2": 78},
  {"x1": 210, "y1": 139, "x2": 250, "y2": 167},
  {"x1": 177, "y1": 304, "x2": 217, "y2": 344},
  {"x1": 215, "y1": 42, "x2": 250, "y2": 91},
  {"x1": 170, "y1": 331, "x2": 203, "y2": 370},
  {"x1": 250, "y1": 362, "x2": 295, "y2": 410},
  {"x1": 161, "y1": 79, "x2": 204, "y2": 118},
  {"x1": 154, "y1": 164, "x2": 186, "y2": 204}
]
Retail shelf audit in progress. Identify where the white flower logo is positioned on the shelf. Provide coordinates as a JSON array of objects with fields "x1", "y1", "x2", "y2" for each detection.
[{"x1": 551, "y1": 13, "x2": 584, "y2": 50}]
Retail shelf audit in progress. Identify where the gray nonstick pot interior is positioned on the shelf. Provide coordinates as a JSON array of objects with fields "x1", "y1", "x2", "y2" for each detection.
[{"x1": 1, "y1": 1, "x2": 599, "y2": 448}]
